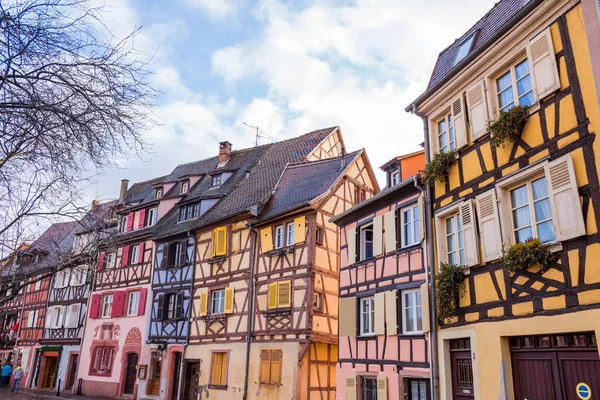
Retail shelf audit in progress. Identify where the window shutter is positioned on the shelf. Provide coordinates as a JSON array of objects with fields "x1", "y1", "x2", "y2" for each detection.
[
  {"x1": 157, "y1": 293, "x2": 164, "y2": 320},
  {"x1": 68, "y1": 304, "x2": 80, "y2": 328},
  {"x1": 89, "y1": 294, "x2": 100, "y2": 319},
  {"x1": 160, "y1": 245, "x2": 168, "y2": 269},
  {"x1": 527, "y1": 28, "x2": 560, "y2": 100},
  {"x1": 384, "y1": 210, "x2": 397, "y2": 253},
  {"x1": 377, "y1": 376, "x2": 388, "y2": 400},
  {"x1": 345, "y1": 376, "x2": 357, "y2": 400},
  {"x1": 373, "y1": 215, "x2": 383, "y2": 257},
  {"x1": 544, "y1": 154, "x2": 586, "y2": 240},
  {"x1": 213, "y1": 227, "x2": 227, "y2": 256},
  {"x1": 138, "y1": 242, "x2": 145, "y2": 264},
  {"x1": 138, "y1": 209, "x2": 146, "y2": 229},
  {"x1": 347, "y1": 227, "x2": 356, "y2": 266},
  {"x1": 452, "y1": 94, "x2": 468, "y2": 149},
  {"x1": 126, "y1": 212, "x2": 135, "y2": 231},
  {"x1": 175, "y1": 292, "x2": 184, "y2": 319},
  {"x1": 260, "y1": 228, "x2": 273, "y2": 253},
  {"x1": 434, "y1": 215, "x2": 447, "y2": 266},
  {"x1": 277, "y1": 281, "x2": 291, "y2": 308},
  {"x1": 199, "y1": 291, "x2": 208, "y2": 317},
  {"x1": 211, "y1": 230, "x2": 216, "y2": 257},
  {"x1": 211, "y1": 353, "x2": 221, "y2": 385},
  {"x1": 420, "y1": 283, "x2": 431, "y2": 333},
  {"x1": 111, "y1": 291, "x2": 126, "y2": 318},
  {"x1": 338, "y1": 297, "x2": 356, "y2": 337},
  {"x1": 28, "y1": 311, "x2": 35, "y2": 328},
  {"x1": 466, "y1": 80, "x2": 489, "y2": 140},
  {"x1": 138, "y1": 288, "x2": 147, "y2": 316},
  {"x1": 294, "y1": 216, "x2": 306, "y2": 244},
  {"x1": 374, "y1": 292, "x2": 385, "y2": 335},
  {"x1": 385, "y1": 290, "x2": 397, "y2": 336},
  {"x1": 268, "y1": 283, "x2": 278, "y2": 309},
  {"x1": 122, "y1": 246, "x2": 130, "y2": 267},
  {"x1": 418, "y1": 195, "x2": 425, "y2": 241},
  {"x1": 475, "y1": 189, "x2": 503, "y2": 262},
  {"x1": 224, "y1": 287, "x2": 234, "y2": 314},
  {"x1": 270, "y1": 350, "x2": 282, "y2": 384},
  {"x1": 460, "y1": 201, "x2": 480, "y2": 266},
  {"x1": 97, "y1": 252, "x2": 105, "y2": 271},
  {"x1": 259, "y1": 350, "x2": 271, "y2": 384},
  {"x1": 220, "y1": 353, "x2": 228, "y2": 386}
]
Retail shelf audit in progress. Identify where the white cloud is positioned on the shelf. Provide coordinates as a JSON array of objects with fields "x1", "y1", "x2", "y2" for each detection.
[
  {"x1": 235, "y1": 98, "x2": 285, "y2": 142},
  {"x1": 184, "y1": 0, "x2": 238, "y2": 20}
]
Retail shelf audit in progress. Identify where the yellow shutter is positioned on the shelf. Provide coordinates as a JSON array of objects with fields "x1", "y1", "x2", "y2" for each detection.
[
  {"x1": 259, "y1": 350, "x2": 271, "y2": 384},
  {"x1": 260, "y1": 227, "x2": 273, "y2": 253},
  {"x1": 224, "y1": 287, "x2": 234, "y2": 314},
  {"x1": 210, "y1": 353, "x2": 220, "y2": 385},
  {"x1": 277, "y1": 281, "x2": 291, "y2": 308},
  {"x1": 199, "y1": 292, "x2": 208, "y2": 317},
  {"x1": 220, "y1": 353, "x2": 228, "y2": 386},
  {"x1": 374, "y1": 292, "x2": 385, "y2": 335},
  {"x1": 385, "y1": 290, "x2": 397, "y2": 336},
  {"x1": 420, "y1": 283, "x2": 431, "y2": 334},
  {"x1": 211, "y1": 230, "x2": 216, "y2": 257},
  {"x1": 475, "y1": 189, "x2": 503, "y2": 262},
  {"x1": 452, "y1": 94, "x2": 468, "y2": 149},
  {"x1": 466, "y1": 80, "x2": 489, "y2": 140},
  {"x1": 270, "y1": 350, "x2": 282, "y2": 384},
  {"x1": 338, "y1": 297, "x2": 356, "y2": 337},
  {"x1": 213, "y1": 227, "x2": 227, "y2": 256},
  {"x1": 347, "y1": 227, "x2": 356, "y2": 266},
  {"x1": 268, "y1": 283, "x2": 278, "y2": 309},
  {"x1": 527, "y1": 28, "x2": 560, "y2": 99},
  {"x1": 294, "y1": 216, "x2": 306, "y2": 244},
  {"x1": 345, "y1": 376, "x2": 357, "y2": 400},
  {"x1": 373, "y1": 215, "x2": 383, "y2": 257},
  {"x1": 460, "y1": 201, "x2": 480, "y2": 267},
  {"x1": 377, "y1": 376, "x2": 388, "y2": 400},
  {"x1": 384, "y1": 210, "x2": 397, "y2": 253}
]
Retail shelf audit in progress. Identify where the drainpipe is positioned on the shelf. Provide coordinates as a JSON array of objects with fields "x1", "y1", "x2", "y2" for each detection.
[
  {"x1": 242, "y1": 225, "x2": 258, "y2": 400},
  {"x1": 412, "y1": 103, "x2": 439, "y2": 400},
  {"x1": 176, "y1": 231, "x2": 194, "y2": 400}
]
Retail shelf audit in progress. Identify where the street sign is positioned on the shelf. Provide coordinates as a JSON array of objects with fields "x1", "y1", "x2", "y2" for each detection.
[{"x1": 576, "y1": 382, "x2": 592, "y2": 400}]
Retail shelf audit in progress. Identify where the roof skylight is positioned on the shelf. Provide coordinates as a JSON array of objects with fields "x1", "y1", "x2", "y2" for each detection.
[{"x1": 454, "y1": 32, "x2": 477, "y2": 66}]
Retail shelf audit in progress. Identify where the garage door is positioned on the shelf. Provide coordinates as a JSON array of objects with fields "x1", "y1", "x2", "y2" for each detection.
[{"x1": 510, "y1": 332, "x2": 600, "y2": 400}]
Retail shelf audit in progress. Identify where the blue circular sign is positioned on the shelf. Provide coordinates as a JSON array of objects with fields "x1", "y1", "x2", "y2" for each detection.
[{"x1": 576, "y1": 382, "x2": 591, "y2": 400}]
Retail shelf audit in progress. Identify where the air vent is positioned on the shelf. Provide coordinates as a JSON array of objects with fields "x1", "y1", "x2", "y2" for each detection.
[
  {"x1": 549, "y1": 161, "x2": 570, "y2": 189},
  {"x1": 478, "y1": 196, "x2": 494, "y2": 218}
]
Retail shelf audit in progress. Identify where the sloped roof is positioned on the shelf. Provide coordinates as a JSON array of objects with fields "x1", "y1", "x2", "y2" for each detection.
[
  {"x1": 256, "y1": 151, "x2": 362, "y2": 222},
  {"x1": 121, "y1": 175, "x2": 167, "y2": 208},
  {"x1": 74, "y1": 201, "x2": 117, "y2": 235},
  {"x1": 22, "y1": 221, "x2": 79, "y2": 274}
]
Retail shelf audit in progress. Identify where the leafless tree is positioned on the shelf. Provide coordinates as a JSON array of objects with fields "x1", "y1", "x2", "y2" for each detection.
[{"x1": 0, "y1": 0, "x2": 156, "y2": 257}]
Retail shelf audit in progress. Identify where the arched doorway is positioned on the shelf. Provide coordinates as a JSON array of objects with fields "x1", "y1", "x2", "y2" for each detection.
[{"x1": 124, "y1": 353, "x2": 138, "y2": 395}]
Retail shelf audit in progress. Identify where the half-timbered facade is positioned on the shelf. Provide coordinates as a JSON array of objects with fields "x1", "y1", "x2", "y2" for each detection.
[
  {"x1": 408, "y1": 0, "x2": 600, "y2": 398},
  {"x1": 0, "y1": 245, "x2": 28, "y2": 363},
  {"x1": 332, "y1": 151, "x2": 430, "y2": 400}
]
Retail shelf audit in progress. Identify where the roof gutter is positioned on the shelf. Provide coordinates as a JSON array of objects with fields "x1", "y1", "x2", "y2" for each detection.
[{"x1": 405, "y1": 0, "x2": 543, "y2": 113}]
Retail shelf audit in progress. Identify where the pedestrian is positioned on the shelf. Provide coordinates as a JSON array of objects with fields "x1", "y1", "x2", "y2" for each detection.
[
  {"x1": 1, "y1": 361, "x2": 11, "y2": 387},
  {"x1": 11, "y1": 362, "x2": 23, "y2": 394}
]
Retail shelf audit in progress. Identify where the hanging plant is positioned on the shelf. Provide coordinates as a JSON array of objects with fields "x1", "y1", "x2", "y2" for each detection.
[
  {"x1": 421, "y1": 150, "x2": 458, "y2": 185},
  {"x1": 488, "y1": 105, "x2": 530, "y2": 148},
  {"x1": 502, "y1": 238, "x2": 554, "y2": 274},
  {"x1": 436, "y1": 263, "x2": 466, "y2": 323}
]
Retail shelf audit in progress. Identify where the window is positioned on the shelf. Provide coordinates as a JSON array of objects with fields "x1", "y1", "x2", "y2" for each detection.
[
  {"x1": 27, "y1": 310, "x2": 37, "y2": 328},
  {"x1": 148, "y1": 208, "x2": 158, "y2": 226},
  {"x1": 391, "y1": 170, "x2": 400, "y2": 186},
  {"x1": 34, "y1": 278, "x2": 41, "y2": 291},
  {"x1": 210, "y1": 352, "x2": 228, "y2": 387},
  {"x1": 100, "y1": 324, "x2": 113, "y2": 340},
  {"x1": 259, "y1": 350, "x2": 282, "y2": 385},
  {"x1": 70, "y1": 268, "x2": 86, "y2": 286},
  {"x1": 119, "y1": 215, "x2": 128, "y2": 232},
  {"x1": 106, "y1": 252, "x2": 116, "y2": 269},
  {"x1": 155, "y1": 188, "x2": 163, "y2": 199},
  {"x1": 360, "y1": 297, "x2": 375, "y2": 336},
  {"x1": 211, "y1": 290, "x2": 225, "y2": 315},
  {"x1": 402, "y1": 289, "x2": 422, "y2": 334},
  {"x1": 165, "y1": 293, "x2": 178, "y2": 320},
  {"x1": 496, "y1": 58, "x2": 535, "y2": 112},
  {"x1": 268, "y1": 281, "x2": 291, "y2": 309},
  {"x1": 509, "y1": 176, "x2": 555, "y2": 243},
  {"x1": 91, "y1": 346, "x2": 116, "y2": 375},
  {"x1": 181, "y1": 181, "x2": 189, "y2": 194},
  {"x1": 275, "y1": 226, "x2": 284, "y2": 249},
  {"x1": 211, "y1": 175, "x2": 222, "y2": 187},
  {"x1": 359, "y1": 224, "x2": 373, "y2": 261},
  {"x1": 127, "y1": 291, "x2": 140, "y2": 316},
  {"x1": 169, "y1": 242, "x2": 186, "y2": 267},
  {"x1": 179, "y1": 204, "x2": 200, "y2": 222},
  {"x1": 445, "y1": 213, "x2": 465, "y2": 265},
  {"x1": 101, "y1": 294, "x2": 113, "y2": 318},
  {"x1": 54, "y1": 270, "x2": 69, "y2": 288},
  {"x1": 454, "y1": 32, "x2": 476, "y2": 65},
  {"x1": 437, "y1": 113, "x2": 455, "y2": 153},
  {"x1": 401, "y1": 205, "x2": 420, "y2": 247},
  {"x1": 130, "y1": 245, "x2": 139, "y2": 265},
  {"x1": 313, "y1": 293, "x2": 322, "y2": 312},
  {"x1": 315, "y1": 226, "x2": 323, "y2": 245},
  {"x1": 354, "y1": 186, "x2": 366, "y2": 203},
  {"x1": 286, "y1": 223, "x2": 295, "y2": 246},
  {"x1": 48, "y1": 306, "x2": 63, "y2": 329}
]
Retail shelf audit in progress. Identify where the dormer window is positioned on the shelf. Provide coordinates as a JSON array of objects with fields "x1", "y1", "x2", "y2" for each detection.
[
  {"x1": 211, "y1": 174, "x2": 222, "y2": 188},
  {"x1": 181, "y1": 181, "x2": 189, "y2": 194},
  {"x1": 179, "y1": 203, "x2": 200, "y2": 222},
  {"x1": 454, "y1": 31, "x2": 476, "y2": 66},
  {"x1": 155, "y1": 188, "x2": 163, "y2": 199},
  {"x1": 391, "y1": 170, "x2": 400, "y2": 186}
]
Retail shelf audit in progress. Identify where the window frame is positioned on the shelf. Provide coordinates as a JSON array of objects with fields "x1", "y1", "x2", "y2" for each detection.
[
  {"x1": 209, "y1": 351, "x2": 229, "y2": 388},
  {"x1": 130, "y1": 245, "x2": 139, "y2": 265},
  {"x1": 400, "y1": 204, "x2": 420, "y2": 248},
  {"x1": 444, "y1": 212, "x2": 466, "y2": 266},
  {"x1": 435, "y1": 111, "x2": 455, "y2": 153},
  {"x1": 165, "y1": 293, "x2": 178, "y2": 320},
  {"x1": 507, "y1": 175, "x2": 555, "y2": 244},
  {"x1": 275, "y1": 225, "x2": 284, "y2": 249},
  {"x1": 211, "y1": 289, "x2": 226, "y2": 315},
  {"x1": 181, "y1": 180, "x2": 189, "y2": 194},
  {"x1": 390, "y1": 169, "x2": 400, "y2": 186},
  {"x1": 101, "y1": 294, "x2": 113, "y2": 318},
  {"x1": 127, "y1": 291, "x2": 140, "y2": 317},
  {"x1": 148, "y1": 207, "x2": 158, "y2": 226},
  {"x1": 259, "y1": 349, "x2": 283, "y2": 385},
  {"x1": 211, "y1": 174, "x2": 222, "y2": 188},
  {"x1": 89, "y1": 345, "x2": 116, "y2": 376},
  {"x1": 313, "y1": 292, "x2": 322, "y2": 312},
  {"x1": 106, "y1": 252, "x2": 116, "y2": 269},
  {"x1": 155, "y1": 188, "x2": 163, "y2": 199},
  {"x1": 358, "y1": 223, "x2": 374, "y2": 261},
  {"x1": 315, "y1": 226, "x2": 323, "y2": 245},
  {"x1": 493, "y1": 55, "x2": 535, "y2": 113},
  {"x1": 359, "y1": 296, "x2": 375, "y2": 336},
  {"x1": 286, "y1": 223, "x2": 295, "y2": 246},
  {"x1": 402, "y1": 289, "x2": 423, "y2": 334}
]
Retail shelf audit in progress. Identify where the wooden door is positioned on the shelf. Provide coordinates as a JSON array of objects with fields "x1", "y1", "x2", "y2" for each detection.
[
  {"x1": 171, "y1": 352, "x2": 182, "y2": 400},
  {"x1": 450, "y1": 339, "x2": 474, "y2": 400},
  {"x1": 65, "y1": 354, "x2": 78, "y2": 390},
  {"x1": 42, "y1": 357, "x2": 57, "y2": 389},
  {"x1": 408, "y1": 379, "x2": 431, "y2": 400},
  {"x1": 150, "y1": 356, "x2": 162, "y2": 396},
  {"x1": 124, "y1": 353, "x2": 138, "y2": 395},
  {"x1": 361, "y1": 377, "x2": 378, "y2": 400},
  {"x1": 184, "y1": 362, "x2": 199, "y2": 400}
]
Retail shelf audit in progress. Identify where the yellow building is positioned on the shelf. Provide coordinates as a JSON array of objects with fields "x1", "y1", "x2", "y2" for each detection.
[{"x1": 408, "y1": 0, "x2": 600, "y2": 399}]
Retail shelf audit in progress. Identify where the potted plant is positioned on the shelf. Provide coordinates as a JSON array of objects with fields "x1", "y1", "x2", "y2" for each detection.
[
  {"x1": 501, "y1": 238, "x2": 554, "y2": 274},
  {"x1": 421, "y1": 150, "x2": 458, "y2": 185},
  {"x1": 487, "y1": 105, "x2": 530, "y2": 148},
  {"x1": 436, "y1": 263, "x2": 467, "y2": 323}
]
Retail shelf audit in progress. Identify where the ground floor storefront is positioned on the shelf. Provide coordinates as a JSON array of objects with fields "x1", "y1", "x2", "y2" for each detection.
[{"x1": 437, "y1": 308, "x2": 600, "y2": 400}]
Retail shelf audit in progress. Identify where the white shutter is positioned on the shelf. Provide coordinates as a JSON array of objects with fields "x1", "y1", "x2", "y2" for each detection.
[
  {"x1": 384, "y1": 210, "x2": 397, "y2": 253},
  {"x1": 67, "y1": 304, "x2": 80, "y2": 328},
  {"x1": 44, "y1": 308, "x2": 53, "y2": 329},
  {"x1": 475, "y1": 189, "x2": 504, "y2": 262},
  {"x1": 420, "y1": 283, "x2": 431, "y2": 333},
  {"x1": 374, "y1": 292, "x2": 385, "y2": 335},
  {"x1": 544, "y1": 154, "x2": 586, "y2": 240},
  {"x1": 429, "y1": 120, "x2": 439, "y2": 159},
  {"x1": 527, "y1": 28, "x2": 560, "y2": 100},
  {"x1": 460, "y1": 201, "x2": 480, "y2": 266},
  {"x1": 27, "y1": 311, "x2": 35, "y2": 328},
  {"x1": 347, "y1": 227, "x2": 356, "y2": 266},
  {"x1": 345, "y1": 376, "x2": 357, "y2": 400},
  {"x1": 418, "y1": 195, "x2": 425, "y2": 241},
  {"x1": 466, "y1": 80, "x2": 489, "y2": 140},
  {"x1": 435, "y1": 215, "x2": 447, "y2": 266},
  {"x1": 339, "y1": 297, "x2": 356, "y2": 337},
  {"x1": 452, "y1": 94, "x2": 468, "y2": 149},
  {"x1": 385, "y1": 290, "x2": 397, "y2": 336},
  {"x1": 373, "y1": 215, "x2": 383, "y2": 257},
  {"x1": 377, "y1": 376, "x2": 388, "y2": 400}
]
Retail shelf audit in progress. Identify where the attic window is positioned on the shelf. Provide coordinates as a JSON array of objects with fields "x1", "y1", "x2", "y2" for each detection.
[
  {"x1": 211, "y1": 174, "x2": 221, "y2": 188},
  {"x1": 454, "y1": 31, "x2": 476, "y2": 66},
  {"x1": 391, "y1": 170, "x2": 400, "y2": 186},
  {"x1": 155, "y1": 188, "x2": 163, "y2": 199},
  {"x1": 181, "y1": 181, "x2": 189, "y2": 194}
]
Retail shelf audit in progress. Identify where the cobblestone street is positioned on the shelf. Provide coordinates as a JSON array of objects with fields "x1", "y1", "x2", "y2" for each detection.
[{"x1": 0, "y1": 386, "x2": 114, "y2": 400}]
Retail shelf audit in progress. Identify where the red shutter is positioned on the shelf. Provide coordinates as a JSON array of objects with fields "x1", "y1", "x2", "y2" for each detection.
[
  {"x1": 122, "y1": 246, "x2": 130, "y2": 267},
  {"x1": 138, "y1": 209, "x2": 146, "y2": 229},
  {"x1": 111, "y1": 291, "x2": 126, "y2": 318},
  {"x1": 138, "y1": 242, "x2": 145, "y2": 264},
  {"x1": 126, "y1": 212, "x2": 135, "y2": 231},
  {"x1": 89, "y1": 294, "x2": 100, "y2": 319},
  {"x1": 138, "y1": 288, "x2": 148, "y2": 316},
  {"x1": 97, "y1": 253, "x2": 105, "y2": 271}
]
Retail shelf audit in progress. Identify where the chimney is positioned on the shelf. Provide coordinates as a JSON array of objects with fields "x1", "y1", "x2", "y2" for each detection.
[
  {"x1": 91, "y1": 200, "x2": 99, "y2": 210},
  {"x1": 218, "y1": 141, "x2": 232, "y2": 166},
  {"x1": 340, "y1": 147, "x2": 347, "y2": 169},
  {"x1": 119, "y1": 179, "x2": 129, "y2": 201}
]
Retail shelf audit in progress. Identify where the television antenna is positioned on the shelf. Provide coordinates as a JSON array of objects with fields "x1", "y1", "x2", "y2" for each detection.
[{"x1": 243, "y1": 122, "x2": 273, "y2": 146}]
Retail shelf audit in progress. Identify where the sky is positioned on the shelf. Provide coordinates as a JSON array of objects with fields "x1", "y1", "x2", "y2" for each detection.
[{"x1": 89, "y1": 0, "x2": 498, "y2": 202}]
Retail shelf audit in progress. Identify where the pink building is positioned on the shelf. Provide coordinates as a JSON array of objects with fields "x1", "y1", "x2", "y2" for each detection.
[{"x1": 331, "y1": 151, "x2": 432, "y2": 400}]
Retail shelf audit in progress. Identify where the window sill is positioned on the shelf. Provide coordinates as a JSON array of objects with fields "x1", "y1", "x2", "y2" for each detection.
[
  {"x1": 357, "y1": 333, "x2": 376, "y2": 340},
  {"x1": 264, "y1": 308, "x2": 291, "y2": 317},
  {"x1": 208, "y1": 385, "x2": 227, "y2": 390},
  {"x1": 398, "y1": 332, "x2": 425, "y2": 338},
  {"x1": 207, "y1": 256, "x2": 227, "y2": 265},
  {"x1": 204, "y1": 314, "x2": 227, "y2": 321},
  {"x1": 395, "y1": 243, "x2": 422, "y2": 256},
  {"x1": 267, "y1": 246, "x2": 295, "y2": 257},
  {"x1": 259, "y1": 382, "x2": 282, "y2": 386}
]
